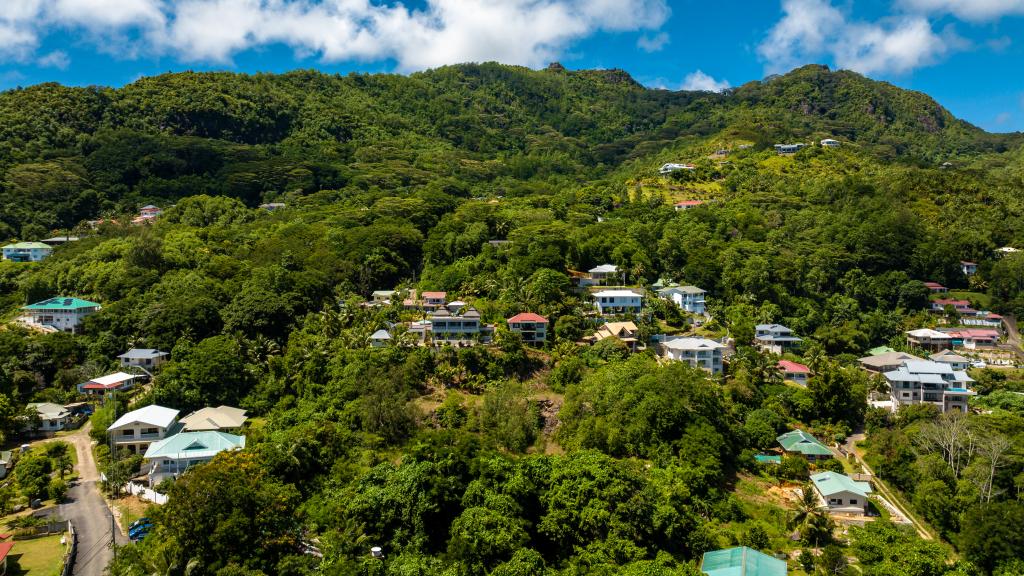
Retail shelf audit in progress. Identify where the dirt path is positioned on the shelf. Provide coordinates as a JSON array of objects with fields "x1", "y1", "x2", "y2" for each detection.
[
  {"x1": 844, "y1": 433, "x2": 933, "y2": 540},
  {"x1": 34, "y1": 421, "x2": 100, "y2": 482},
  {"x1": 1003, "y1": 315, "x2": 1024, "y2": 361}
]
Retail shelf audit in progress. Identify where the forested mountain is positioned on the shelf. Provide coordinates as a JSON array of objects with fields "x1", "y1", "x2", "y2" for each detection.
[{"x1": 1, "y1": 63, "x2": 1024, "y2": 576}]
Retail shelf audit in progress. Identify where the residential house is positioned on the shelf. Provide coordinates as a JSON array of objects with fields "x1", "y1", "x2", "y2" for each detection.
[
  {"x1": 657, "y1": 285, "x2": 707, "y2": 315},
  {"x1": 995, "y1": 246, "x2": 1019, "y2": 256},
  {"x1": 700, "y1": 546, "x2": 787, "y2": 576},
  {"x1": 40, "y1": 236, "x2": 81, "y2": 246},
  {"x1": 507, "y1": 313, "x2": 549, "y2": 344},
  {"x1": 774, "y1": 143, "x2": 805, "y2": 154},
  {"x1": 2, "y1": 241, "x2": 52, "y2": 262},
  {"x1": 20, "y1": 297, "x2": 101, "y2": 333},
  {"x1": 371, "y1": 290, "x2": 396, "y2": 304},
  {"x1": 144, "y1": 431, "x2": 246, "y2": 484},
  {"x1": 777, "y1": 429, "x2": 832, "y2": 461},
  {"x1": 923, "y1": 282, "x2": 948, "y2": 294},
  {"x1": 961, "y1": 311, "x2": 1003, "y2": 329},
  {"x1": 906, "y1": 328, "x2": 953, "y2": 351},
  {"x1": 947, "y1": 328, "x2": 1000, "y2": 349},
  {"x1": 673, "y1": 200, "x2": 704, "y2": 211},
  {"x1": 421, "y1": 291, "x2": 447, "y2": 311},
  {"x1": 885, "y1": 359, "x2": 975, "y2": 413},
  {"x1": 820, "y1": 138, "x2": 841, "y2": 148},
  {"x1": 368, "y1": 329, "x2": 392, "y2": 348},
  {"x1": 930, "y1": 299, "x2": 975, "y2": 314},
  {"x1": 858, "y1": 351, "x2": 923, "y2": 373},
  {"x1": 929, "y1": 349, "x2": 971, "y2": 371},
  {"x1": 427, "y1": 308, "x2": 492, "y2": 344},
  {"x1": 811, "y1": 472, "x2": 872, "y2": 515},
  {"x1": 754, "y1": 324, "x2": 802, "y2": 354},
  {"x1": 179, "y1": 406, "x2": 248, "y2": 433},
  {"x1": 585, "y1": 321, "x2": 643, "y2": 352},
  {"x1": 108, "y1": 405, "x2": 180, "y2": 455},
  {"x1": 27, "y1": 402, "x2": 71, "y2": 433},
  {"x1": 583, "y1": 264, "x2": 621, "y2": 287},
  {"x1": 132, "y1": 204, "x2": 163, "y2": 225},
  {"x1": 259, "y1": 202, "x2": 286, "y2": 211},
  {"x1": 659, "y1": 162, "x2": 695, "y2": 174},
  {"x1": 593, "y1": 289, "x2": 643, "y2": 315},
  {"x1": 866, "y1": 345, "x2": 896, "y2": 355},
  {"x1": 960, "y1": 261, "x2": 978, "y2": 276},
  {"x1": 777, "y1": 360, "x2": 811, "y2": 385},
  {"x1": 118, "y1": 348, "x2": 169, "y2": 370},
  {"x1": 660, "y1": 337, "x2": 724, "y2": 374},
  {"x1": 80, "y1": 372, "x2": 138, "y2": 395},
  {"x1": 446, "y1": 300, "x2": 468, "y2": 314}
]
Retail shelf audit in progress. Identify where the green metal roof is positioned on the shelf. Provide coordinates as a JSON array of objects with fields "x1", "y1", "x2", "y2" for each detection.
[
  {"x1": 776, "y1": 430, "x2": 832, "y2": 456},
  {"x1": 144, "y1": 431, "x2": 245, "y2": 460},
  {"x1": 701, "y1": 547, "x2": 788, "y2": 576},
  {"x1": 811, "y1": 472, "x2": 871, "y2": 498},
  {"x1": 23, "y1": 297, "x2": 101, "y2": 310},
  {"x1": 3, "y1": 242, "x2": 52, "y2": 250},
  {"x1": 867, "y1": 346, "x2": 897, "y2": 356}
]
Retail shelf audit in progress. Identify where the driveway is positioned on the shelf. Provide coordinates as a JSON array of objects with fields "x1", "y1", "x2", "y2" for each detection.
[{"x1": 38, "y1": 422, "x2": 128, "y2": 576}]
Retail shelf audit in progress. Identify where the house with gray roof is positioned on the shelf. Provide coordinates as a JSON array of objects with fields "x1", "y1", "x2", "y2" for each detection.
[
  {"x1": 118, "y1": 348, "x2": 169, "y2": 370},
  {"x1": 754, "y1": 324, "x2": 802, "y2": 354},
  {"x1": 885, "y1": 359, "x2": 975, "y2": 413},
  {"x1": 657, "y1": 285, "x2": 707, "y2": 315}
]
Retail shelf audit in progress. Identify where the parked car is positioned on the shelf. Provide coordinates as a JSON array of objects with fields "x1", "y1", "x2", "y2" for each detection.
[
  {"x1": 129, "y1": 523, "x2": 153, "y2": 540},
  {"x1": 128, "y1": 517, "x2": 150, "y2": 531}
]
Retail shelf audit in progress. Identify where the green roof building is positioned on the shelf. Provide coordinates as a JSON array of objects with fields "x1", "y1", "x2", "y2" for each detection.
[
  {"x1": 811, "y1": 471, "x2": 872, "y2": 514},
  {"x1": 2, "y1": 241, "x2": 53, "y2": 262},
  {"x1": 144, "y1": 431, "x2": 245, "y2": 483},
  {"x1": 20, "y1": 297, "x2": 101, "y2": 334},
  {"x1": 701, "y1": 546, "x2": 788, "y2": 576},
  {"x1": 867, "y1": 346, "x2": 897, "y2": 356},
  {"x1": 776, "y1": 429, "x2": 832, "y2": 460}
]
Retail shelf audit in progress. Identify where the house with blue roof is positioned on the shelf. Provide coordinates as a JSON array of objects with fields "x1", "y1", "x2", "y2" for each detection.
[
  {"x1": 811, "y1": 471, "x2": 872, "y2": 515},
  {"x1": 20, "y1": 297, "x2": 101, "y2": 333},
  {"x1": 701, "y1": 546, "x2": 787, "y2": 576}
]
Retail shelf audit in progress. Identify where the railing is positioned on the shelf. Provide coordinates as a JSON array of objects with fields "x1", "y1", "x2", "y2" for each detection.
[{"x1": 61, "y1": 520, "x2": 76, "y2": 576}]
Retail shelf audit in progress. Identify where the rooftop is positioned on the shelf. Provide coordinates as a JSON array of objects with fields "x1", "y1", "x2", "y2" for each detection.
[
  {"x1": 507, "y1": 312, "x2": 549, "y2": 324},
  {"x1": 369, "y1": 329, "x2": 391, "y2": 340},
  {"x1": 589, "y1": 264, "x2": 619, "y2": 274},
  {"x1": 28, "y1": 402, "x2": 69, "y2": 419},
  {"x1": 701, "y1": 546, "x2": 788, "y2": 576},
  {"x1": 663, "y1": 337, "x2": 723, "y2": 351},
  {"x1": 144, "y1": 431, "x2": 245, "y2": 460},
  {"x1": 109, "y1": 405, "x2": 180, "y2": 431},
  {"x1": 593, "y1": 289, "x2": 643, "y2": 298},
  {"x1": 777, "y1": 360, "x2": 810, "y2": 373},
  {"x1": 23, "y1": 297, "x2": 101, "y2": 310},
  {"x1": 811, "y1": 471, "x2": 871, "y2": 498},
  {"x1": 179, "y1": 406, "x2": 248, "y2": 432},
  {"x1": 3, "y1": 241, "x2": 52, "y2": 250},
  {"x1": 118, "y1": 348, "x2": 168, "y2": 360},
  {"x1": 777, "y1": 429, "x2": 832, "y2": 456}
]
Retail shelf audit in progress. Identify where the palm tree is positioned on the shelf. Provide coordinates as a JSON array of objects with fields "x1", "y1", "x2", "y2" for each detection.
[
  {"x1": 57, "y1": 452, "x2": 74, "y2": 479},
  {"x1": 788, "y1": 485, "x2": 833, "y2": 548}
]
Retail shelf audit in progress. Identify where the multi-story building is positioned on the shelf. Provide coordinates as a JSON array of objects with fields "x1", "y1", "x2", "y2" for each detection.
[
  {"x1": 657, "y1": 285, "x2": 707, "y2": 315},
  {"x1": 593, "y1": 289, "x2": 643, "y2": 315},
  {"x1": 660, "y1": 337, "x2": 724, "y2": 374},
  {"x1": 754, "y1": 324, "x2": 802, "y2": 354},
  {"x1": 145, "y1": 431, "x2": 245, "y2": 484},
  {"x1": 2, "y1": 242, "x2": 52, "y2": 262},
  {"x1": 506, "y1": 313, "x2": 548, "y2": 344},
  {"x1": 426, "y1": 308, "x2": 492, "y2": 344},
  {"x1": 885, "y1": 359, "x2": 975, "y2": 413},
  {"x1": 107, "y1": 405, "x2": 180, "y2": 455},
  {"x1": 582, "y1": 264, "x2": 621, "y2": 287},
  {"x1": 20, "y1": 297, "x2": 101, "y2": 333}
]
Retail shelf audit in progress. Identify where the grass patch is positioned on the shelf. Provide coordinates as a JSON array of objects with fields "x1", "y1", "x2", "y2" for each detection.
[
  {"x1": 113, "y1": 495, "x2": 151, "y2": 532},
  {"x1": 5, "y1": 533, "x2": 68, "y2": 576}
]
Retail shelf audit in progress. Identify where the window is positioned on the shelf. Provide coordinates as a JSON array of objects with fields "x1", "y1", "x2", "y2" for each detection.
[
  {"x1": 902, "y1": 392, "x2": 910, "y2": 398},
  {"x1": 121, "y1": 429, "x2": 135, "y2": 438},
  {"x1": 829, "y1": 498, "x2": 842, "y2": 505},
  {"x1": 849, "y1": 499, "x2": 858, "y2": 505}
]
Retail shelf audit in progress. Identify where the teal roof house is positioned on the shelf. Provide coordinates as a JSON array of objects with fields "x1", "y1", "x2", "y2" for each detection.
[
  {"x1": 701, "y1": 546, "x2": 788, "y2": 576},
  {"x1": 2, "y1": 241, "x2": 53, "y2": 262},
  {"x1": 776, "y1": 429, "x2": 832, "y2": 460},
  {"x1": 144, "y1": 431, "x2": 246, "y2": 484},
  {"x1": 811, "y1": 471, "x2": 872, "y2": 515},
  {"x1": 20, "y1": 297, "x2": 101, "y2": 334}
]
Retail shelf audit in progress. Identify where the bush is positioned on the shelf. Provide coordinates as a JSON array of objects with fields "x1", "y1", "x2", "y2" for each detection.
[
  {"x1": 816, "y1": 458, "x2": 845, "y2": 474},
  {"x1": 48, "y1": 478, "x2": 68, "y2": 502}
]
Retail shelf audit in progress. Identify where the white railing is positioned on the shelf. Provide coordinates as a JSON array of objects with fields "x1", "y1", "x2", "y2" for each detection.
[{"x1": 126, "y1": 481, "x2": 168, "y2": 505}]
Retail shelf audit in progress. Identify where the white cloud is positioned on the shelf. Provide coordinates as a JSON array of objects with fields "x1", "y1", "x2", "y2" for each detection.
[
  {"x1": 37, "y1": 49, "x2": 70, "y2": 69},
  {"x1": 681, "y1": 70, "x2": 730, "y2": 92},
  {"x1": 758, "y1": 0, "x2": 961, "y2": 76},
  {"x1": 0, "y1": 0, "x2": 671, "y2": 72},
  {"x1": 897, "y1": 0, "x2": 1024, "y2": 22},
  {"x1": 637, "y1": 31, "x2": 670, "y2": 53}
]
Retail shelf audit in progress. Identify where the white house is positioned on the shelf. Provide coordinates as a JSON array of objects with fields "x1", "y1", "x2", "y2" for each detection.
[
  {"x1": 673, "y1": 200, "x2": 704, "y2": 211},
  {"x1": 2, "y1": 242, "x2": 53, "y2": 262},
  {"x1": 774, "y1": 143, "x2": 805, "y2": 154},
  {"x1": 906, "y1": 328, "x2": 952, "y2": 352},
  {"x1": 593, "y1": 289, "x2": 643, "y2": 315},
  {"x1": 885, "y1": 359, "x2": 975, "y2": 413},
  {"x1": 118, "y1": 348, "x2": 169, "y2": 370},
  {"x1": 27, "y1": 402, "x2": 71, "y2": 433},
  {"x1": 754, "y1": 324, "x2": 802, "y2": 354},
  {"x1": 144, "y1": 431, "x2": 245, "y2": 484},
  {"x1": 507, "y1": 313, "x2": 549, "y2": 344},
  {"x1": 369, "y1": 329, "x2": 392, "y2": 347},
  {"x1": 20, "y1": 297, "x2": 101, "y2": 334},
  {"x1": 657, "y1": 285, "x2": 706, "y2": 315},
  {"x1": 371, "y1": 290, "x2": 396, "y2": 304},
  {"x1": 80, "y1": 372, "x2": 138, "y2": 395},
  {"x1": 960, "y1": 261, "x2": 977, "y2": 276},
  {"x1": 582, "y1": 264, "x2": 621, "y2": 287},
  {"x1": 107, "y1": 405, "x2": 180, "y2": 455},
  {"x1": 660, "y1": 337, "x2": 724, "y2": 374},
  {"x1": 820, "y1": 138, "x2": 841, "y2": 148},
  {"x1": 179, "y1": 405, "x2": 248, "y2": 433},
  {"x1": 659, "y1": 163, "x2": 695, "y2": 174},
  {"x1": 426, "y1": 308, "x2": 492, "y2": 344},
  {"x1": 811, "y1": 472, "x2": 872, "y2": 515}
]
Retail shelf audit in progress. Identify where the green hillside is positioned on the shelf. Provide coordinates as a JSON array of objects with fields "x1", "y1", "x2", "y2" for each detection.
[{"x1": 0, "y1": 64, "x2": 1023, "y2": 576}]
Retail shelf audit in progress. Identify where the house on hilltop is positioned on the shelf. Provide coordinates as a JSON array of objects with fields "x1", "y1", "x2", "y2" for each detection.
[
  {"x1": 754, "y1": 324, "x2": 801, "y2": 354},
  {"x1": 593, "y1": 289, "x2": 643, "y2": 315},
  {"x1": 118, "y1": 348, "x2": 169, "y2": 370},
  {"x1": 777, "y1": 360, "x2": 811, "y2": 385},
  {"x1": 20, "y1": 297, "x2": 101, "y2": 334},
  {"x1": 507, "y1": 313, "x2": 549, "y2": 344},
  {"x1": 660, "y1": 337, "x2": 724, "y2": 374},
  {"x1": 777, "y1": 429, "x2": 832, "y2": 461},
  {"x1": 657, "y1": 285, "x2": 707, "y2": 315},
  {"x1": 700, "y1": 546, "x2": 788, "y2": 576},
  {"x1": 585, "y1": 321, "x2": 643, "y2": 352},
  {"x1": 108, "y1": 405, "x2": 180, "y2": 455},
  {"x1": 811, "y1": 471, "x2": 872, "y2": 515},
  {"x1": 2, "y1": 241, "x2": 52, "y2": 262},
  {"x1": 145, "y1": 431, "x2": 246, "y2": 484},
  {"x1": 885, "y1": 359, "x2": 974, "y2": 413},
  {"x1": 179, "y1": 406, "x2": 248, "y2": 433}
]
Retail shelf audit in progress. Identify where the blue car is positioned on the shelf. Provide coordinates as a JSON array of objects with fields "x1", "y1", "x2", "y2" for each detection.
[
  {"x1": 128, "y1": 517, "x2": 150, "y2": 531},
  {"x1": 129, "y1": 523, "x2": 153, "y2": 540}
]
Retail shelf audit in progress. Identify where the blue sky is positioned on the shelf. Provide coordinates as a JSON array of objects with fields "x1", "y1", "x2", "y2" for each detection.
[{"x1": 2, "y1": 0, "x2": 1024, "y2": 132}]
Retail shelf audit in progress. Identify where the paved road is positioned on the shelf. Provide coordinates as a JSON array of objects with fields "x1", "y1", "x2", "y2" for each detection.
[{"x1": 40, "y1": 422, "x2": 127, "y2": 576}]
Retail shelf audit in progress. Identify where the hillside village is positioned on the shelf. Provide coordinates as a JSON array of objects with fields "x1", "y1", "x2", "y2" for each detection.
[{"x1": 0, "y1": 64, "x2": 1023, "y2": 575}]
